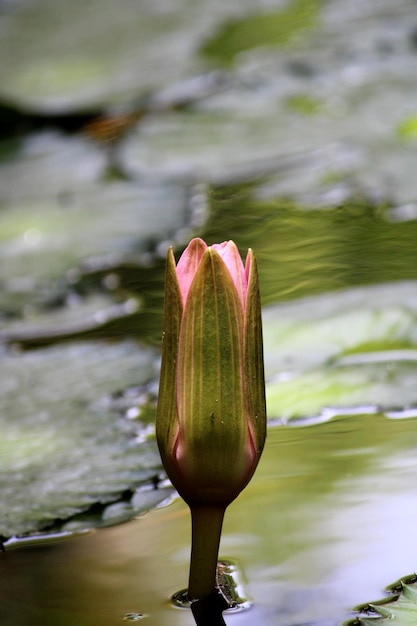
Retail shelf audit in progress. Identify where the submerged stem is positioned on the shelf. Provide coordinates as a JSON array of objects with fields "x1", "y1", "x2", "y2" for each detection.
[{"x1": 188, "y1": 504, "x2": 226, "y2": 602}]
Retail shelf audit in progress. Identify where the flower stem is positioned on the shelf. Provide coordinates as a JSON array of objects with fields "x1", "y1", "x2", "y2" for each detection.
[
  {"x1": 190, "y1": 590, "x2": 229, "y2": 626},
  {"x1": 188, "y1": 504, "x2": 226, "y2": 602}
]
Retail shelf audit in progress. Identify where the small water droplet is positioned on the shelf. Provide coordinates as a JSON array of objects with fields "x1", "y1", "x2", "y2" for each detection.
[{"x1": 123, "y1": 612, "x2": 146, "y2": 621}]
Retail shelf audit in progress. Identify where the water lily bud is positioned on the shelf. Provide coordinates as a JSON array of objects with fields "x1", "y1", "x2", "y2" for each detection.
[{"x1": 156, "y1": 238, "x2": 266, "y2": 507}]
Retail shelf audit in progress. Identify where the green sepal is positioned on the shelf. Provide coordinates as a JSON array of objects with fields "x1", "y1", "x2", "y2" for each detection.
[
  {"x1": 155, "y1": 247, "x2": 182, "y2": 473},
  {"x1": 244, "y1": 249, "x2": 267, "y2": 461}
]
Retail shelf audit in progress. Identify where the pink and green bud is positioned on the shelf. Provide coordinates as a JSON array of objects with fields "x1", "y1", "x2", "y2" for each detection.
[{"x1": 156, "y1": 238, "x2": 266, "y2": 507}]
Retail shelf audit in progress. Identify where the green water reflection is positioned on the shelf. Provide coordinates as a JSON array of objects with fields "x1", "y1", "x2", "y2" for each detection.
[
  {"x1": 90, "y1": 189, "x2": 417, "y2": 347},
  {"x1": 202, "y1": 188, "x2": 417, "y2": 305},
  {"x1": 2, "y1": 414, "x2": 417, "y2": 625}
]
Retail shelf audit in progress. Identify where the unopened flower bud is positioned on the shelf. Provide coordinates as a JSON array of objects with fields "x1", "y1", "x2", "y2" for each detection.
[{"x1": 156, "y1": 238, "x2": 266, "y2": 507}]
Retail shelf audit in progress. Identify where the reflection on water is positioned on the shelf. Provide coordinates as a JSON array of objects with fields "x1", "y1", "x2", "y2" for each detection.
[
  {"x1": 49, "y1": 189, "x2": 417, "y2": 350},
  {"x1": 201, "y1": 188, "x2": 417, "y2": 306},
  {"x1": 171, "y1": 560, "x2": 252, "y2": 613},
  {"x1": 2, "y1": 414, "x2": 417, "y2": 626}
]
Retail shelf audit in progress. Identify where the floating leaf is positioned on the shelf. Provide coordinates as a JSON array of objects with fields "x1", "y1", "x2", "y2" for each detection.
[
  {"x1": 0, "y1": 131, "x2": 193, "y2": 315},
  {"x1": 346, "y1": 574, "x2": 417, "y2": 625},
  {"x1": 200, "y1": 0, "x2": 320, "y2": 64},
  {"x1": 0, "y1": 340, "x2": 167, "y2": 539},
  {"x1": 262, "y1": 282, "x2": 417, "y2": 422}
]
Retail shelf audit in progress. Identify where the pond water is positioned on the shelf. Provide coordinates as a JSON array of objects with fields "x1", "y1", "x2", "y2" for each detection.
[
  {"x1": 2, "y1": 415, "x2": 417, "y2": 626},
  {"x1": 2, "y1": 162, "x2": 417, "y2": 626}
]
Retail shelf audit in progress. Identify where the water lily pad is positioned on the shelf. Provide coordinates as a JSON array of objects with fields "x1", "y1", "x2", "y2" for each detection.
[
  {"x1": 0, "y1": 130, "x2": 193, "y2": 315},
  {"x1": 0, "y1": 340, "x2": 166, "y2": 539},
  {"x1": 120, "y1": 0, "x2": 417, "y2": 205},
  {"x1": 0, "y1": 0, "x2": 263, "y2": 114},
  {"x1": 263, "y1": 282, "x2": 417, "y2": 421},
  {"x1": 346, "y1": 575, "x2": 417, "y2": 625},
  {"x1": 200, "y1": 0, "x2": 320, "y2": 64}
]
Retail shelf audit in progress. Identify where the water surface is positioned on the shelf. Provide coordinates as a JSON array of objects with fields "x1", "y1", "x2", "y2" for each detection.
[{"x1": 2, "y1": 415, "x2": 417, "y2": 626}]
